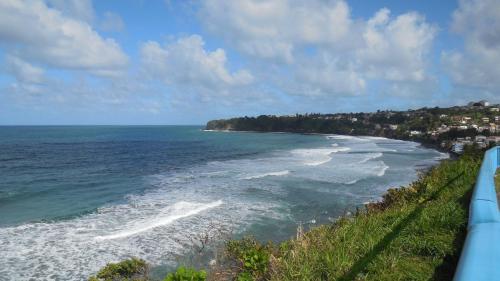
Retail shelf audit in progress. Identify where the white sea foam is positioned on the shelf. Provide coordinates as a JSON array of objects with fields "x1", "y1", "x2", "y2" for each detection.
[
  {"x1": 435, "y1": 152, "x2": 450, "y2": 160},
  {"x1": 376, "y1": 163, "x2": 389, "y2": 176},
  {"x1": 291, "y1": 147, "x2": 350, "y2": 166},
  {"x1": 242, "y1": 170, "x2": 290, "y2": 180},
  {"x1": 358, "y1": 152, "x2": 383, "y2": 164},
  {"x1": 327, "y1": 135, "x2": 370, "y2": 142},
  {"x1": 95, "y1": 200, "x2": 223, "y2": 240}
]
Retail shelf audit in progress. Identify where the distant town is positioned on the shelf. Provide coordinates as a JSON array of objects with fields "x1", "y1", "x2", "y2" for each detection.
[{"x1": 206, "y1": 100, "x2": 500, "y2": 154}]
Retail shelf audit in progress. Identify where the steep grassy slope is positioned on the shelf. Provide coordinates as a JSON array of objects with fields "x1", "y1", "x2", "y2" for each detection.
[
  {"x1": 273, "y1": 155, "x2": 479, "y2": 280},
  {"x1": 217, "y1": 152, "x2": 481, "y2": 281}
]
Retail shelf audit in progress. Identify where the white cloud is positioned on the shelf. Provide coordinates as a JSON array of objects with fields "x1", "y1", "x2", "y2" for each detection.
[
  {"x1": 359, "y1": 9, "x2": 436, "y2": 82},
  {"x1": 0, "y1": 0, "x2": 128, "y2": 77},
  {"x1": 200, "y1": 0, "x2": 353, "y2": 63},
  {"x1": 5, "y1": 55, "x2": 45, "y2": 84},
  {"x1": 199, "y1": 0, "x2": 437, "y2": 98},
  {"x1": 100, "y1": 12, "x2": 125, "y2": 32},
  {"x1": 442, "y1": 0, "x2": 500, "y2": 93},
  {"x1": 291, "y1": 53, "x2": 365, "y2": 96},
  {"x1": 140, "y1": 35, "x2": 253, "y2": 90},
  {"x1": 46, "y1": 0, "x2": 95, "y2": 23}
]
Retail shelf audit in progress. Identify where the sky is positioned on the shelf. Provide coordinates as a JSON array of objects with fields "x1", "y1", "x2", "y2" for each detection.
[{"x1": 0, "y1": 0, "x2": 499, "y2": 125}]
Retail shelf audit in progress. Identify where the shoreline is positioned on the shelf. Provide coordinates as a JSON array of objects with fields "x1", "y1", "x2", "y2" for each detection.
[
  {"x1": 203, "y1": 128, "x2": 451, "y2": 213},
  {"x1": 203, "y1": 128, "x2": 452, "y2": 158}
]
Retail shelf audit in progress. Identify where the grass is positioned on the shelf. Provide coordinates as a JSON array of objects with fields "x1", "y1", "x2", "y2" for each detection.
[{"x1": 213, "y1": 151, "x2": 482, "y2": 281}]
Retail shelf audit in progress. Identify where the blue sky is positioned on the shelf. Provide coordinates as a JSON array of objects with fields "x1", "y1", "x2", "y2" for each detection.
[{"x1": 1, "y1": 0, "x2": 499, "y2": 125}]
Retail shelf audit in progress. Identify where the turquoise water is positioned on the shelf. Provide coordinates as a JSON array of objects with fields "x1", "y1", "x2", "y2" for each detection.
[{"x1": 0, "y1": 126, "x2": 446, "y2": 280}]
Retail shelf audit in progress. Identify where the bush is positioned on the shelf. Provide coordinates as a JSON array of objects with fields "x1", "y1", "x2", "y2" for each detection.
[
  {"x1": 226, "y1": 237, "x2": 271, "y2": 280},
  {"x1": 88, "y1": 258, "x2": 148, "y2": 281},
  {"x1": 164, "y1": 267, "x2": 206, "y2": 281}
]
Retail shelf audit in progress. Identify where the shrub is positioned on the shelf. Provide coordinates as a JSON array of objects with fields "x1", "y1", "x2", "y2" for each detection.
[
  {"x1": 88, "y1": 258, "x2": 148, "y2": 281},
  {"x1": 226, "y1": 237, "x2": 271, "y2": 280},
  {"x1": 164, "y1": 267, "x2": 206, "y2": 281}
]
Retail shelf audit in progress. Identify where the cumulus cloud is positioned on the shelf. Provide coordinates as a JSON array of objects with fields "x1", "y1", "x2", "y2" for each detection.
[
  {"x1": 291, "y1": 53, "x2": 365, "y2": 96},
  {"x1": 46, "y1": 0, "x2": 95, "y2": 23},
  {"x1": 199, "y1": 0, "x2": 437, "y2": 98},
  {"x1": 0, "y1": 0, "x2": 128, "y2": 77},
  {"x1": 359, "y1": 9, "x2": 436, "y2": 82},
  {"x1": 100, "y1": 12, "x2": 125, "y2": 32},
  {"x1": 200, "y1": 0, "x2": 353, "y2": 63},
  {"x1": 442, "y1": 0, "x2": 500, "y2": 94},
  {"x1": 5, "y1": 55, "x2": 45, "y2": 84},
  {"x1": 140, "y1": 35, "x2": 253, "y2": 94}
]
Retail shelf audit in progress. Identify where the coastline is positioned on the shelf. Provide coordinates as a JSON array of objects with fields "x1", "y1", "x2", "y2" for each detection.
[
  {"x1": 87, "y1": 128, "x2": 470, "y2": 280},
  {"x1": 205, "y1": 145, "x2": 479, "y2": 280},
  {"x1": 206, "y1": 127, "x2": 452, "y2": 208},
  {"x1": 203, "y1": 128, "x2": 452, "y2": 157},
  {"x1": 202, "y1": 128, "x2": 451, "y2": 213}
]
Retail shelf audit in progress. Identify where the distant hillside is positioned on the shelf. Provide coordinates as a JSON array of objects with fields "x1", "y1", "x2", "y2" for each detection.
[{"x1": 206, "y1": 103, "x2": 500, "y2": 151}]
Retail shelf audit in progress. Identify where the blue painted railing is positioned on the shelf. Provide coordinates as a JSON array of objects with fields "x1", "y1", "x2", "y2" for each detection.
[{"x1": 454, "y1": 146, "x2": 500, "y2": 281}]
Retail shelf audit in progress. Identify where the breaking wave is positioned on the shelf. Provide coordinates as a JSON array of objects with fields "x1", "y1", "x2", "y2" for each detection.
[{"x1": 242, "y1": 170, "x2": 291, "y2": 180}]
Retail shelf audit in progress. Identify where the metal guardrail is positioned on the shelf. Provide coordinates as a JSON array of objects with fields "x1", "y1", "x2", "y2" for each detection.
[{"x1": 454, "y1": 146, "x2": 500, "y2": 281}]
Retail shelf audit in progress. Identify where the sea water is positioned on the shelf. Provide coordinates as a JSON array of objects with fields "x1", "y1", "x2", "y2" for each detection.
[{"x1": 0, "y1": 126, "x2": 447, "y2": 280}]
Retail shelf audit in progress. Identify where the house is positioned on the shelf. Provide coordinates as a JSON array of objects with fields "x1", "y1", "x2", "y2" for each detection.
[
  {"x1": 440, "y1": 114, "x2": 448, "y2": 119},
  {"x1": 410, "y1": 130, "x2": 422, "y2": 136},
  {"x1": 460, "y1": 117, "x2": 472, "y2": 124},
  {"x1": 482, "y1": 117, "x2": 490, "y2": 123},
  {"x1": 458, "y1": 125, "x2": 468, "y2": 130},
  {"x1": 490, "y1": 108, "x2": 499, "y2": 112}
]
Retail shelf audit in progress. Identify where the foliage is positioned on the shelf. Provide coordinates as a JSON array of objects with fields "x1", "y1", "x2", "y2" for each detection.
[
  {"x1": 164, "y1": 267, "x2": 206, "y2": 281},
  {"x1": 206, "y1": 104, "x2": 500, "y2": 148},
  {"x1": 225, "y1": 237, "x2": 271, "y2": 280},
  {"x1": 88, "y1": 258, "x2": 148, "y2": 281}
]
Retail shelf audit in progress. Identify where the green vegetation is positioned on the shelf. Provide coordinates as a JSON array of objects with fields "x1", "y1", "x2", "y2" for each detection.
[
  {"x1": 211, "y1": 150, "x2": 481, "y2": 280},
  {"x1": 88, "y1": 258, "x2": 148, "y2": 281},
  {"x1": 164, "y1": 267, "x2": 206, "y2": 281},
  {"x1": 90, "y1": 150, "x2": 483, "y2": 280},
  {"x1": 206, "y1": 103, "x2": 500, "y2": 150},
  {"x1": 225, "y1": 238, "x2": 272, "y2": 280}
]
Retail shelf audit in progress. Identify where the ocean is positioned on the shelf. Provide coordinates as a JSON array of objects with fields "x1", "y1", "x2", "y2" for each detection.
[{"x1": 0, "y1": 126, "x2": 447, "y2": 280}]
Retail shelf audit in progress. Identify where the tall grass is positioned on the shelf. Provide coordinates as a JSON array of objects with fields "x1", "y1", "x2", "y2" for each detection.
[{"x1": 266, "y1": 153, "x2": 480, "y2": 281}]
